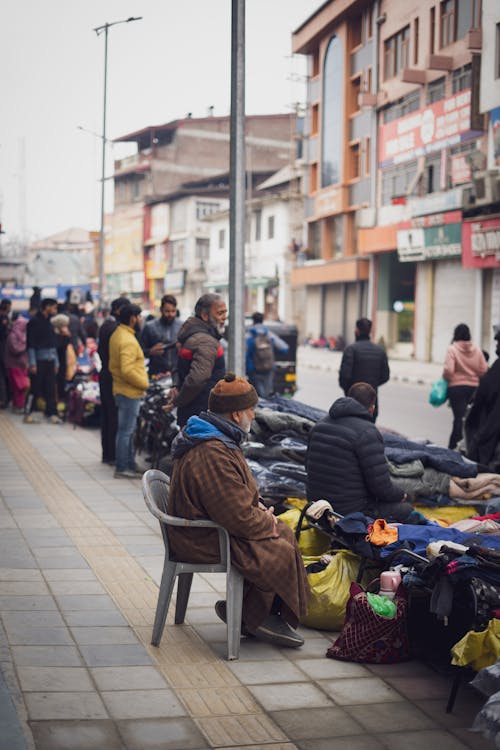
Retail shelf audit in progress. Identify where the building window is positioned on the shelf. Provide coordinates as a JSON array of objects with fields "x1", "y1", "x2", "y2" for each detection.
[
  {"x1": 267, "y1": 216, "x2": 275, "y2": 240},
  {"x1": 496, "y1": 23, "x2": 500, "y2": 78},
  {"x1": 413, "y1": 18, "x2": 419, "y2": 65},
  {"x1": 325, "y1": 216, "x2": 343, "y2": 259},
  {"x1": 309, "y1": 221, "x2": 322, "y2": 260},
  {"x1": 255, "y1": 209, "x2": 262, "y2": 241},
  {"x1": 170, "y1": 241, "x2": 185, "y2": 268},
  {"x1": 365, "y1": 67, "x2": 373, "y2": 94},
  {"x1": 364, "y1": 137, "x2": 371, "y2": 176},
  {"x1": 311, "y1": 103, "x2": 319, "y2": 134},
  {"x1": 218, "y1": 229, "x2": 225, "y2": 250},
  {"x1": 430, "y1": 6, "x2": 436, "y2": 54},
  {"x1": 348, "y1": 142, "x2": 361, "y2": 180},
  {"x1": 384, "y1": 26, "x2": 410, "y2": 79},
  {"x1": 195, "y1": 238, "x2": 209, "y2": 261},
  {"x1": 350, "y1": 16, "x2": 362, "y2": 50},
  {"x1": 427, "y1": 76, "x2": 446, "y2": 104},
  {"x1": 440, "y1": 0, "x2": 456, "y2": 47},
  {"x1": 382, "y1": 90, "x2": 420, "y2": 123},
  {"x1": 452, "y1": 63, "x2": 471, "y2": 92},
  {"x1": 440, "y1": 0, "x2": 476, "y2": 47},
  {"x1": 322, "y1": 35, "x2": 343, "y2": 187},
  {"x1": 350, "y1": 75, "x2": 361, "y2": 114},
  {"x1": 381, "y1": 161, "x2": 418, "y2": 204},
  {"x1": 309, "y1": 162, "x2": 318, "y2": 192},
  {"x1": 311, "y1": 48, "x2": 320, "y2": 77},
  {"x1": 366, "y1": 5, "x2": 373, "y2": 40},
  {"x1": 132, "y1": 178, "x2": 141, "y2": 200},
  {"x1": 195, "y1": 201, "x2": 220, "y2": 220},
  {"x1": 425, "y1": 154, "x2": 442, "y2": 193}
]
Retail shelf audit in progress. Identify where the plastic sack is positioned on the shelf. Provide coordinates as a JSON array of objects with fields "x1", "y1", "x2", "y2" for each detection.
[
  {"x1": 300, "y1": 550, "x2": 364, "y2": 631},
  {"x1": 451, "y1": 618, "x2": 500, "y2": 673},
  {"x1": 279, "y1": 507, "x2": 330, "y2": 557},
  {"x1": 429, "y1": 377, "x2": 448, "y2": 407},
  {"x1": 366, "y1": 592, "x2": 397, "y2": 618}
]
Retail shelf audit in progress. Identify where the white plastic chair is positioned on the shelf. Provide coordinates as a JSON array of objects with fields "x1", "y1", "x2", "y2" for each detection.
[{"x1": 141, "y1": 469, "x2": 244, "y2": 660}]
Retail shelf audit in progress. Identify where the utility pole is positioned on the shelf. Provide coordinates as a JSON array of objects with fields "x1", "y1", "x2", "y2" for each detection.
[
  {"x1": 228, "y1": 0, "x2": 246, "y2": 374},
  {"x1": 94, "y1": 16, "x2": 142, "y2": 308}
]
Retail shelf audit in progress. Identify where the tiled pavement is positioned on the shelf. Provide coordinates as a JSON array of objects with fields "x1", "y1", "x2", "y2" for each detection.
[{"x1": 0, "y1": 411, "x2": 494, "y2": 750}]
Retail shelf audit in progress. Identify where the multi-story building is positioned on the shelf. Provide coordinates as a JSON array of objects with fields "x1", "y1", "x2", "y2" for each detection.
[
  {"x1": 293, "y1": 0, "x2": 497, "y2": 360},
  {"x1": 107, "y1": 114, "x2": 297, "y2": 304},
  {"x1": 205, "y1": 163, "x2": 305, "y2": 323}
]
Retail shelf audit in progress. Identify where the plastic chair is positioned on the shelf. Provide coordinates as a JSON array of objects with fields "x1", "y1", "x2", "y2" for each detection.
[{"x1": 141, "y1": 469, "x2": 244, "y2": 660}]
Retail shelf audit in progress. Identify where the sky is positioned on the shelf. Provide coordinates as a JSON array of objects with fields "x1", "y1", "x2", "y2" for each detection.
[{"x1": 0, "y1": 0, "x2": 320, "y2": 243}]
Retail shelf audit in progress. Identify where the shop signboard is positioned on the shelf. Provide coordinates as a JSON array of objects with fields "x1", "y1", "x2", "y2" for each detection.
[
  {"x1": 492, "y1": 108, "x2": 500, "y2": 167},
  {"x1": 379, "y1": 89, "x2": 481, "y2": 167},
  {"x1": 397, "y1": 214, "x2": 462, "y2": 262},
  {"x1": 164, "y1": 270, "x2": 185, "y2": 291},
  {"x1": 462, "y1": 217, "x2": 500, "y2": 268},
  {"x1": 451, "y1": 154, "x2": 472, "y2": 185}
]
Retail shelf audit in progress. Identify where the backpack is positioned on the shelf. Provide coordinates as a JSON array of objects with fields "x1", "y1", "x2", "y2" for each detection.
[{"x1": 253, "y1": 332, "x2": 275, "y2": 373}]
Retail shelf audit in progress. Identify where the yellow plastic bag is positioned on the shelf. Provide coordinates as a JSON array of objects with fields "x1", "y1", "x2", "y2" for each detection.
[
  {"x1": 451, "y1": 618, "x2": 500, "y2": 672},
  {"x1": 279, "y1": 507, "x2": 330, "y2": 557},
  {"x1": 300, "y1": 550, "x2": 366, "y2": 631}
]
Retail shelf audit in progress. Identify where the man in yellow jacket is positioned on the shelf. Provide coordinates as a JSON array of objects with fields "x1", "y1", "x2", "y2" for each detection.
[{"x1": 109, "y1": 303, "x2": 148, "y2": 478}]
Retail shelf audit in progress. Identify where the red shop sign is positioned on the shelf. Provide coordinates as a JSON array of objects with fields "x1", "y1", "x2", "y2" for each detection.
[{"x1": 462, "y1": 217, "x2": 500, "y2": 268}]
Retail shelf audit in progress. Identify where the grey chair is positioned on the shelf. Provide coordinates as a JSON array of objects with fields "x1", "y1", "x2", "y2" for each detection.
[{"x1": 141, "y1": 469, "x2": 244, "y2": 660}]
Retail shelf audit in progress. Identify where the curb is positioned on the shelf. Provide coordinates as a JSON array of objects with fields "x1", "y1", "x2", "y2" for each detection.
[{"x1": 298, "y1": 359, "x2": 436, "y2": 387}]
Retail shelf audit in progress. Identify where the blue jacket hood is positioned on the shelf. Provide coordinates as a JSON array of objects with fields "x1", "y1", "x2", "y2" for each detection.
[{"x1": 172, "y1": 411, "x2": 246, "y2": 459}]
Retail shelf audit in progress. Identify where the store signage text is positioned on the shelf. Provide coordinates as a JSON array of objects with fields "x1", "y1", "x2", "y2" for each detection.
[
  {"x1": 397, "y1": 222, "x2": 462, "y2": 262},
  {"x1": 462, "y1": 217, "x2": 500, "y2": 268}
]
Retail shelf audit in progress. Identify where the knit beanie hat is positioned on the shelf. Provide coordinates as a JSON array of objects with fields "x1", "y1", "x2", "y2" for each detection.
[{"x1": 208, "y1": 372, "x2": 258, "y2": 413}]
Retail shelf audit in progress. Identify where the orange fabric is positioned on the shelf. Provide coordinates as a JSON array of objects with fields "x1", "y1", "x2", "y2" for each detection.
[{"x1": 366, "y1": 518, "x2": 398, "y2": 546}]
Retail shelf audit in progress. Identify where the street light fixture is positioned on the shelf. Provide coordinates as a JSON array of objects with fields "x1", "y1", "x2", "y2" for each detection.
[{"x1": 94, "y1": 16, "x2": 142, "y2": 308}]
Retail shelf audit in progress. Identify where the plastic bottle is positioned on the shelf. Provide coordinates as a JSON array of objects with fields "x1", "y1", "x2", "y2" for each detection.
[{"x1": 379, "y1": 570, "x2": 401, "y2": 600}]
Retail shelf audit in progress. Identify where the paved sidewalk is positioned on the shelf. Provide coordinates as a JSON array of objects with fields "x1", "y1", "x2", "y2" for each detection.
[
  {"x1": 297, "y1": 346, "x2": 443, "y2": 386},
  {"x1": 0, "y1": 411, "x2": 492, "y2": 750}
]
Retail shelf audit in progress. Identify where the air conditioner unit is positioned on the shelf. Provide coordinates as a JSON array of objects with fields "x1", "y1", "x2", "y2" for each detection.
[{"x1": 472, "y1": 171, "x2": 500, "y2": 205}]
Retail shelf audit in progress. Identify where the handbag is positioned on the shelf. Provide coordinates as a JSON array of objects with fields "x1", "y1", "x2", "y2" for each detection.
[
  {"x1": 327, "y1": 581, "x2": 411, "y2": 664},
  {"x1": 429, "y1": 377, "x2": 448, "y2": 407}
]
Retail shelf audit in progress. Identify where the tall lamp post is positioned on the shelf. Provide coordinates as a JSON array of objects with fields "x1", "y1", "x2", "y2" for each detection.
[{"x1": 94, "y1": 16, "x2": 142, "y2": 308}]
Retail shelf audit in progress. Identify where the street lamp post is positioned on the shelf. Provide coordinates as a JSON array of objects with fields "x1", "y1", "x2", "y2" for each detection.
[{"x1": 94, "y1": 16, "x2": 142, "y2": 308}]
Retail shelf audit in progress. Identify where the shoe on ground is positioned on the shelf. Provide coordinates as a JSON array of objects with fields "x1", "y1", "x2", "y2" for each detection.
[
  {"x1": 214, "y1": 600, "x2": 253, "y2": 637},
  {"x1": 114, "y1": 469, "x2": 142, "y2": 479},
  {"x1": 249, "y1": 613, "x2": 304, "y2": 648},
  {"x1": 23, "y1": 414, "x2": 42, "y2": 424},
  {"x1": 47, "y1": 415, "x2": 63, "y2": 424}
]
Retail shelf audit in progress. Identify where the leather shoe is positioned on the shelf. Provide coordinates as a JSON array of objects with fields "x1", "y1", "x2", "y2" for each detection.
[
  {"x1": 249, "y1": 614, "x2": 304, "y2": 648},
  {"x1": 214, "y1": 600, "x2": 253, "y2": 637}
]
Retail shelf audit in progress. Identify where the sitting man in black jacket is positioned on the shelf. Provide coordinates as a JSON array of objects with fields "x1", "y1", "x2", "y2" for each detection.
[{"x1": 306, "y1": 382, "x2": 413, "y2": 522}]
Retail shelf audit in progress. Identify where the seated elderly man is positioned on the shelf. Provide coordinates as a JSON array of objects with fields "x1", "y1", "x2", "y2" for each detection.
[
  {"x1": 306, "y1": 381, "x2": 413, "y2": 522},
  {"x1": 168, "y1": 372, "x2": 309, "y2": 648}
]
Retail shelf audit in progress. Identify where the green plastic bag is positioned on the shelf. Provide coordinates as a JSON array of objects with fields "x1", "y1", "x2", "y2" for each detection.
[
  {"x1": 366, "y1": 592, "x2": 397, "y2": 619},
  {"x1": 300, "y1": 550, "x2": 366, "y2": 631},
  {"x1": 429, "y1": 377, "x2": 448, "y2": 407}
]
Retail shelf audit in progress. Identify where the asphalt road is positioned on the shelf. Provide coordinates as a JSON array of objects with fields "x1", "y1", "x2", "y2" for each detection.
[{"x1": 294, "y1": 365, "x2": 451, "y2": 448}]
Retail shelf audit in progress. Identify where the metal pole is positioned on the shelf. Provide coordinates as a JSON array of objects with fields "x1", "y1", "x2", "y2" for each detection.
[
  {"x1": 98, "y1": 24, "x2": 108, "y2": 309},
  {"x1": 228, "y1": 0, "x2": 246, "y2": 375}
]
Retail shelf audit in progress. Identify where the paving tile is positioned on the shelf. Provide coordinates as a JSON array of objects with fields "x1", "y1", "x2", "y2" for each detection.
[
  {"x1": 64, "y1": 610, "x2": 127, "y2": 627},
  {"x1": 270, "y1": 706, "x2": 361, "y2": 740},
  {"x1": 17, "y1": 666, "x2": 94, "y2": 692},
  {"x1": 43, "y1": 569, "x2": 95, "y2": 581},
  {"x1": 29, "y1": 719, "x2": 125, "y2": 750},
  {"x1": 48, "y1": 580, "x2": 108, "y2": 596},
  {"x1": 11, "y1": 645, "x2": 83, "y2": 667},
  {"x1": 0, "y1": 568, "x2": 43, "y2": 581},
  {"x1": 0, "y1": 595, "x2": 57, "y2": 610},
  {"x1": 367, "y1": 661, "x2": 438, "y2": 678},
  {"x1": 377, "y1": 729, "x2": 470, "y2": 750},
  {"x1": 210, "y1": 639, "x2": 289, "y2": 662},
  {"x1": 116, "y1": 717, "x2": 208, "y2": 750},
  {"x1": 24, "y1": 691, "x2": 108, "y2": 720},
  {"x1": 79, "y1": 644, "x2": 153, "y2": 668},
  {"x1": 178, "y1": 686, "x2": 260, "y2": 716},
  {"x1": 101, "y1": 689, "x2": 186, "y2": 719},
  {"x1": 192, "y1": 623, "x2": 229, "y2": 643},
  {"x1": 343, "y1": 701, "x2": 438, "y2": 733},
  {"x1": 70, "y1": 627, "x2": 139, "y2": 645},
  {"x1": 280, "y1": 638, "x2": 332, "y2": 660},
  {"x1": 33, "y1": 553, "x2": 89, "y2": 569},
  {"x1": 4, "y1": 624, "x2": 74, "y2": 646},
  {"x1": 451, "y1": 727, "x2": 495, "y2": 749},
  {"x1": 415, "y1": 690, "x2": 485, "y2": 730},
  {"x1": 295, "y1": 736, "x2": 385, "y2": 750},
  {"x1": 320, "y1": 677, "x2": 405, "y2": 705},
  {"x1": 90, "y1": 666, "x2": 168, "y2": 691},
  {"x1": 0, "y1": 580, "x2": 50, "y2": 596},
  {"x1": 294, "y1": 658, "x2": 371, "y2": 680},
  {"x1": 2, "y1": 611, "x2": 65, "y2": 628},
  {"x1": 227, "y1": 659, "x2": 306, "y2": 685},
  {"x1": 247, "y1": 683, "x2": 332, "y2": 711},
  {"x1": 54, "y1": 594, "x2": 117, "y2": 611},
  {"x1": 160, "y1": 661, "x2": 241, "y2": 690},
  {"x1": 386, "y1": 675, "x2": 452, "y2": 701},
  {"x1": 196, "y1": 713, "x2": 287, "y2": 746}
]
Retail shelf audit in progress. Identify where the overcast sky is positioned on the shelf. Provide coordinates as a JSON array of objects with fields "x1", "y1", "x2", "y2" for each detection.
[{"x1": 0, "y1": 0, "x2": 320, "y2": 242}]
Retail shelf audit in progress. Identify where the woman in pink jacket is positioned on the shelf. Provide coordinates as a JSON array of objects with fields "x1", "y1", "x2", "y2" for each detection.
[
  {"x1": 443, "y1": 323, "x2": 487, "y2": 450},
  {"x1": 5, "y1": 315, "x2": 29, "y2": 412}
]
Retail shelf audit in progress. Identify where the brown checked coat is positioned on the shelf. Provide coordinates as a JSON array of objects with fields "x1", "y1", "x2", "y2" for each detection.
[{"x1": 168, "y1": 426, "x2": 309, "y2": 632}]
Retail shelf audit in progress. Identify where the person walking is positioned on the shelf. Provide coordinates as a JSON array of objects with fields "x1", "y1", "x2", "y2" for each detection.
[
  {"x1": 339, "y1": 317, "x2": 390, "y2": 421},
  {"x1": 245, "y1": 312, "x2": 289, "y2": 398},
  {"x1": 139, "y1": 294, "x2": 182, "y2": 378},
  {"x1": 5, "y1": 314, "x2": 29, "y2": 413},
  {"x1": 108, "y1": 303, "x2": 148, "y2": 478},
  {"x1": 25, "y1": 298, "x2": 61, "y2": 424},
  {"x1": 97, "y1": 297, "x2": 130, "y2": 465},
  {"x1": 443, "y1": 323, "x2": 487, "y2": 450}
]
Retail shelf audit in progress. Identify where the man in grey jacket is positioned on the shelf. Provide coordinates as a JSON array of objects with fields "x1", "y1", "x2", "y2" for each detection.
[{"x1": 140, "y1": 295, "x2": 183, "y2": 378}]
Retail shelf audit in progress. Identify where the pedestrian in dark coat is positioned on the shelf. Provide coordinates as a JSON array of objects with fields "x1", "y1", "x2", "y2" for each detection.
[
  {"x1": 339, "y1": 318, "x2": 389, "y2": 421},
  {"x1": 306, "y1": 382, "x2": 412, "y2": 521},
  {"x1": 139, "y1": 295, "x2": 183, "y2": 377},
  {"x1": 168, "y1": 373, "x2": 309, "y2": 646},
  {"x1": 465, "y1": 327, "x2": 500, "y2": 470},
  {"x1": 167, "y1": 293, "x2": 227, "y2": 427}
]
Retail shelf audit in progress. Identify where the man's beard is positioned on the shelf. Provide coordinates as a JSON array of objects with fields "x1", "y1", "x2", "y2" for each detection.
[
  {"x1": 239, "y1": 413, "x2": 253, "y2": 434},
  {"x1": 209, "y1": 316, "x2": 226, "y2": 335}
]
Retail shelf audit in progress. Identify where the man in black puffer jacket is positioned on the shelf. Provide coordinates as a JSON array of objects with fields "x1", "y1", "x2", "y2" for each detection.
[
  {"x1": 339, "y1": 318, "x2": 389, "y2": 421},
  {"x1": 306, "y1": 382, "x2": 412, "y2": 521}
]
